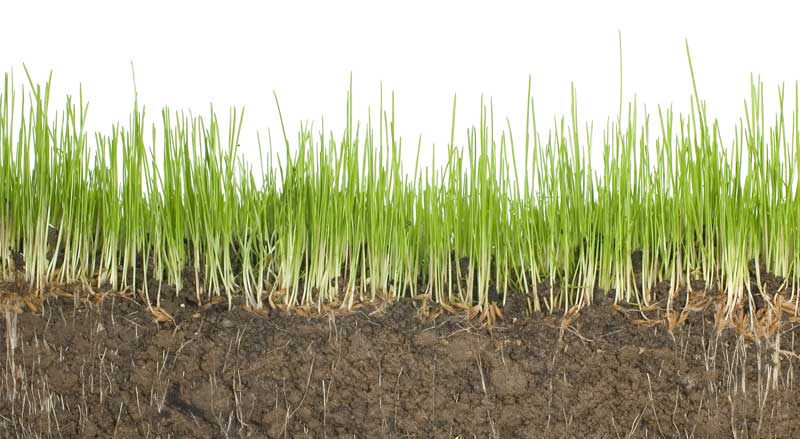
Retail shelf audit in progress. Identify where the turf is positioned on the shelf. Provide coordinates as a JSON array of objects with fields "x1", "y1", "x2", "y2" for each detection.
[{"x1": 1, "y1": 46, "x2": 799, "y2": 328}]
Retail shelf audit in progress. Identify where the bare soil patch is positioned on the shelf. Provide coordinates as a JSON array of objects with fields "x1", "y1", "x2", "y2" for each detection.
[{"x1": 2, "y1": 280, "x2": 800, "y2": 438}]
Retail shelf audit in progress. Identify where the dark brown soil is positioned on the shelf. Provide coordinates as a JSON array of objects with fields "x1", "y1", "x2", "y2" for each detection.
[{"x1": 3, "y1": 281, "x2": 800, "y2": 438}]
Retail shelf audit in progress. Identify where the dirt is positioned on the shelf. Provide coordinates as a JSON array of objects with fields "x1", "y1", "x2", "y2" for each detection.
[{"x1": 2, "y1": 278, "x2": 800, "y2": 439}]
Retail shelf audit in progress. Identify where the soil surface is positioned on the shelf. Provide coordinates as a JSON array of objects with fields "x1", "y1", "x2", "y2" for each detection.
[{"x1": 2, "y1": 281, "x2": 800, "y2": 438}]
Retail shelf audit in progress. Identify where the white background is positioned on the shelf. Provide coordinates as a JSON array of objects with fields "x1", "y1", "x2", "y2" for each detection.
[{"x1": 3, "y1": 0, "x2": 800, "y2": 171}]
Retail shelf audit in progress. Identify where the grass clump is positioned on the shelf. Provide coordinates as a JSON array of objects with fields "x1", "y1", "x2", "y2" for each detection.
[{"x1": 1, "y1": 47, "x2": 800, "y2": 328}]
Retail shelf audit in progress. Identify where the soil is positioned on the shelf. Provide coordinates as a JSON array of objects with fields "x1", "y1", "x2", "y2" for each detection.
[{"x1": 2, "y1": 277, "x2": 800, "y2": 438}]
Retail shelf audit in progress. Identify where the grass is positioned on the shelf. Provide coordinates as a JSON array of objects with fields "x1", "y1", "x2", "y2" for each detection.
[{"x1": 1, "y1": 44, "x2": 799, "y2": 326}]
